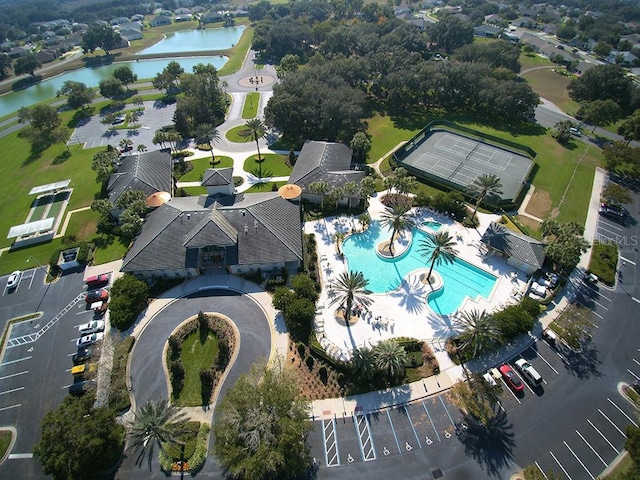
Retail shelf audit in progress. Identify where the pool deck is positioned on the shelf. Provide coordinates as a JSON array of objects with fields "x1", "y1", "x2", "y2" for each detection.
[{"x1": 304, "y1": 192, "x2": 528, "y2": 363}]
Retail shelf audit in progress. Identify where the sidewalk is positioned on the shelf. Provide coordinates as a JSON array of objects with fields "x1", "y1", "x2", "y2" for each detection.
[{"x1": 308, "y1": 166, "x2": 606, "y2": 419}]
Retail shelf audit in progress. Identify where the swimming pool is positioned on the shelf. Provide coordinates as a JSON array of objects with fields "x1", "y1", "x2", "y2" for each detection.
[
  {"x1": 341, "y1": 221, "x2": 496, "y2": 315},
  {"x1": 422, "y1": 221, "x2": 442, "y2": 231}
]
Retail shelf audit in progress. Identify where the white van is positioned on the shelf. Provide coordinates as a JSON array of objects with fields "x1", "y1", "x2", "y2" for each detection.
[{"x1": 515, "y1": 359, "x2": 543, "y2": 386}]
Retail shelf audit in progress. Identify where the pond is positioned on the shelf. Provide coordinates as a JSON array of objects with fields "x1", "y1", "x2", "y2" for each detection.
[
  {"x1": 0, "y1": 56, "x2": 227, "y2": 118},
  {"x1": 137, "y1": 26, "x2": 244, "y2": 55}
]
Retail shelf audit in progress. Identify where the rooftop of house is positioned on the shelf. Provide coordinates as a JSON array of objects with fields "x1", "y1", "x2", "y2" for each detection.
[{"x1": 480, "y1": 221, "x2": 546, "y2": 270}]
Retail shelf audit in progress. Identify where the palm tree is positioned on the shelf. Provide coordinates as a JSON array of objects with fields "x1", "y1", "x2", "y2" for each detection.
[
  {"x1": 194, "y1": 123, "x2": 220, "y2": 165},
  {"x1": 308, "y1": 180, "x2": 329, "y2": 210},
  {"x1": 127, "y1": 399, "x2": 188, "y2": 469},
  {"x1": 329, "y1": 270, "x2": 372, "y2": 323},
  {"x1": 221, "y1": 80, "x2": 229, "y2": 94},
  {"x1": 467, "y1": 173, "x2": 503, "y2": 219},
  {"x1": 453, "y1": 309, "x2": 501, "y2": 359},
  {"x1": 343, "y1": 181, "x2": 359, "y2": 211},
  {"x1": 119, "y1": 138, "x2": 133, "y2": 152},
  {"x1": 359, "y1": 176, "x2": 377, "y2": 200},
  {"x1": 372, "y1": 339, "x2": 408, "y2": 380},
  {"x1": 379, "y1": 203, "x2": 414, "y2": 255},
  {"x1": 351, "y1": 347, "x2": 376, "y2": 380},
  {"x1": 137, "y1": 144, "x2": 147, "y2": 153},
  {"x1": 419, "y1": 230, "x2": 458, "y2": 283},
  {"x1": 358, "y1": 212, "x2": 371, "y2": 231},
  {"x1": 240, "y1": 118, "x2": 266, "y2": 161},
  {"x1": 332, "y1": 231, "x2": 346, "y2": 255}
]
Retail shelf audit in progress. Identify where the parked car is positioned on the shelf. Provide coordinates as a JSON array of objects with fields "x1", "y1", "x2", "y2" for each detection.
[
  {"x1": 68, "y1": 379, "x2": 96, "y2": 396},
  {"x1": 514, "y1": 359, "x2": 543, "y2": 386},
  {"x1": 569, "y1": 126, "x2": 582, "y2": 137},
  {"x1": 76, "y1": 332, "x2": 104, "y2": 348},
  {"x1": 599, "y1": 203, "x2": 626, "y2": 221},
  {"x1": 78, "y1": 320, "x2": 105, "y2": 336},
  {"x1": 112, "y1": 115, "x2": 125, "y2": 125},
  {"x1": 85, "y1": 288, "x2": 109, "y2": 304},
  {"x1": 72, "y1": 346, "x2": 94, "y2": 365},
  {"x1": 85, "y1": 274, "x2": 109, "y2": 288},
  {"x1": 71, "y1": 362, "x2": 97, "y2": 377},
  {"x1": 542, "y1": 328, "x2": 558, "y2": 345},
  {"x1": 499, "y1": 364, "x2": 524, "y2": 392},
  {"x1": 6, "y1": 270, "x2": 21, "y2": 289}
]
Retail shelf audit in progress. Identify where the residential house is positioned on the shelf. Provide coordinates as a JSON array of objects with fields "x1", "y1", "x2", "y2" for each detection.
[
  {"x1": 35, "y1": 49, "x2": 58, "y2": 64},
  {"x1": 150, "y1": 15, "x2": 172, "y2": 27},
  {"x1": 480, "y1": 222, "x2": 545, "y2": 275},
  {"x1": 473, "y1": 25, "x2": 503, "y2": 38},
  {"x1": 608, "y1": 50, "x2": 639, "y2": 67},
  {"x1": 175, "y1": 7, "x2": 192, "y2": 15},
  {"x1": 192, "y1": 6, "x2": 207, "y2": 14},
  {"x1": 8, "y1": 46, "x2": 29, "y2": 59},
  {"x1": 120, "y1": 188, "x2": 303, "y2": 279},
  {"x1": 107, "y1": 150, "x2": 173, "y2": 215},
  {"x1": 132, "y1": 14, "x2": 145, "y2": 22},
  {"x1": 202, "y1": 10, "x2": 224, "y2": 23},
  {"x1": 175, "y1": 14, "x2": 193, "y2": 22},
  {"x1": 119, "y1": 28, "x2": 143, "y2": 42},
  {"x1": 110, "y1": 17, "x2": 130, "y2": 26},
  {"x1": 288, "y1": 140, "x2": 366, "y2": 208}
]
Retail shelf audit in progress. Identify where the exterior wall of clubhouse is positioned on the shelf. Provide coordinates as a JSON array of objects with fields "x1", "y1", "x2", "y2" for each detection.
[{"x1": 393, "y1": 121, "x2": 536, "y2": 208}]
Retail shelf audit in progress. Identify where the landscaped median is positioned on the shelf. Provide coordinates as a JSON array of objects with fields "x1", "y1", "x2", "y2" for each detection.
[{"x1": 588, "y1": 240, "x2": 619, "y2": 286}]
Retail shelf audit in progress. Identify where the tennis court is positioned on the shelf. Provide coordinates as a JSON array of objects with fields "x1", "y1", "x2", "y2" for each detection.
[{"x1": 396, "y1": 129, "x2": 534, "y2": 206}]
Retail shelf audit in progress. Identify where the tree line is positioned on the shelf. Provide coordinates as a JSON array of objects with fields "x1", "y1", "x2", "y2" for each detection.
[{"x1": 256, "y1": 14, "x2": 538, "y2": 146}]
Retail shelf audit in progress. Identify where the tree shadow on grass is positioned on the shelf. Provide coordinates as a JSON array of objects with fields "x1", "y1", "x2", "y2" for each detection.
[{"x1": 52, "y1": 150, "x2": 72, "y2": 165}]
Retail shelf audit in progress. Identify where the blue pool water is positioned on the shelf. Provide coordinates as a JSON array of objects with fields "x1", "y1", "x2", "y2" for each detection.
[
  {"x1": 422, "y1": 221, "x2": 442, "y2": 231},
  {"x1": 341, "y1": 221, "x2": 496, "y2": 315}
]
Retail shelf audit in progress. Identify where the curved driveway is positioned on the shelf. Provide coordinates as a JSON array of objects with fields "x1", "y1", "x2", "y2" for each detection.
[{"x1": 130, "y1": 288, "x2": 272, "y2": 409}]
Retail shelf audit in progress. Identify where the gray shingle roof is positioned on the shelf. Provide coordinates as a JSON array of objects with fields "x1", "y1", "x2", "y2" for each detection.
[
  {"x1": 107, "y1": 150, "x2": 172, "y2": 205},
  {"x1": 201, "y1": 167, "x2": 233, "y2": 187},
  {"x1": 121, "y1": 192, "x2": 302, "y2": 274},
  {"x1": 481, "y1": 222, "x2": 545, "y2": 270},
  {"x1": 288, "y1": 140, "x2": 365, "y2": 191}
]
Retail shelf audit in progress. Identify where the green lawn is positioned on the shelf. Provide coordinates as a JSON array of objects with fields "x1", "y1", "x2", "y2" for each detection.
[
  {"x1": 366, "y1": 113, "x2": 424, "y2": 164},
  {"x1": 242, "y1": 92, "x2": 260, "y2": 119},
  {"x1": 0, "y1": 128, "x2": 103, "y2": 255},
  {"x1": 174, "y1": 329, "x2": 219, "y2": 407},
  {"x1": 242, "y1": 153, "x2": 291, "y2": 177},
  {"x1": 217, "y1": 25, "x2": 254, "y2": 77},
  {"x1": 180, "y1": 186, "x2": 208, "y2": 196},
  {"x1": 0, "y1": 430, "x2": 12, "y2": 460},
  {"x1": 179, "y1": 156, "x2": 234, "y2": 182},
  {"x1": 225, "y1": 124, "x2": 252, "y2": 143}
]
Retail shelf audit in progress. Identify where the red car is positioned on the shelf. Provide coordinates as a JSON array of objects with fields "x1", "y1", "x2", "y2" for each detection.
[
  {"x1": 85, "y1": 274, "x2": 109, "y2": 288},
  {"x1": 85, "y1": 288, "x2": 109, "y2": 304},
  {"x1": 499, "y1": 364, "x2": 524, "y2": 392}
]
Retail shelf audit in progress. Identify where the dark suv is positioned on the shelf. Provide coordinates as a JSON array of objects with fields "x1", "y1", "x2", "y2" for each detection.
[
  {"x1": 599, "y1": 203, "x2": 626, "y2": 222},
  {"x1": 72, "y1": 346, "x2": 93, "y2": 365}
]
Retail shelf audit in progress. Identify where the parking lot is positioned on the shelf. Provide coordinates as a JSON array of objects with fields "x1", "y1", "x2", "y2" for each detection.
[
  {"x1": 0, "y1": 269, "x2": 106, "y2": 463},
  {"x1": 67, "y1": 100, "x2": 176, "y2": 151}
]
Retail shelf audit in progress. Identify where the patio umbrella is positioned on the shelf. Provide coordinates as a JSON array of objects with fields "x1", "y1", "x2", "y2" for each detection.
[
  {"x1": 277, "y1": 184, "x2": 302, "y2": 200},
  {"x1": 145, "y1": 191, "x2": 171, "y2": 207}
]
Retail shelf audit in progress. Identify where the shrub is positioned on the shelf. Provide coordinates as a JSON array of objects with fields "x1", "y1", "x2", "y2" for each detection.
[
  {"x1": 520, "y1": 296, "x2": 542, "y2": 318},
  {"x1": 188, "y1": 423, "x2": 210, "y2": 474},
  {"x1": 168, "y1": 335, "x2": 181, "y2": 359},
  {"x1": 493, "y1": 305, "x2": 534, "y2": 342},
  {"x1": 306, "y1": 355, "x2": 314, "y2": 370},
  {"x1": 297, "y1": 342, "x2": 306, "y2": 358},
  {"x1": 109, "y1": 274, "x2": 149, "y2": 331},
  {"x1": 108, "y1": 336, "x2": 135, "y2": 413},
  {"x1": 170, "y1": 359, "x2": 185, "y2": 393},
  {"x1": 319, "y1": 366, "x2": 328, "y2": 384},
  {"x1": 588, "y1": 241, "x2": 618, "y2": 286}
]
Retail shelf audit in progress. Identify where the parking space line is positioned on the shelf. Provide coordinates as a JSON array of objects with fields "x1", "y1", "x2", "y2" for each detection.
[
  {"x1": 0, "y1": 356, "x2": 31, "y2": 366},
  {"x1": 576, "y1": 429, "x2": 607, "y2": 466},
  {"x1": 386, "y1": 410, "x2": 402, "y2": 453},
  {"x1": 531, "y1": 350, "x2": 559, "y2": 375},
  {"x1": 564, "y1": 441, "x2": 594, "y2": 479},
  {"x1": 598, "y1": 219, "x2": 623, "y2": 231},
  {"x1": 588, "y1": 419, "x2": 619, "y2": 453},
  {"x1": 627, "y1": 369, "x2": 639, "y2": 380},
  {"x1": 438, "y1": 396, "x2": 456, "y2": 427},
  {"x1": 322, "y1": 418, "x2": 340, "y2": 467},
  {"x1": 353, "y1": 414, "x2": 376, "y2": 461},
  {"x1": 0, "y1": 404, "x2": 20, "y2": 412},
  {"x1": 0, "y1": 371, "x2": 28, "y2": 381},
  {"x1": 607, "y1": 397, "x2": 639, "y2": 428},
  {"x1": 421, "y1": 401, "x2": 440, "y2": 442},
  {"x1": 620, "y1": 256, "x2": 636, "y2": 265},
  {"x1": 402, "y1": 406, "x2": 422, "y2": 448},
  {"x1": 599, "y1": 409, "x2": 627, "y2": 438},
  {"x1": 500, "y1": 377, "x2": 521, "y2": 403},
  {"x1": 534, "y1": 461, "x2": 548, "y2": 478},
  {"x1": 549, "y1": 450, "x2": 572, "y2": 480},
  {"x1": 0, "y1": 387, "x2": 24, "y2": 396}
]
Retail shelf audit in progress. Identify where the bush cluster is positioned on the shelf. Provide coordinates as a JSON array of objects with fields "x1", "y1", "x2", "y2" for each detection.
[
  {"x1": 415, "y1": 191, "x2": 468, "y2": 221},
  {"x1": 588, "y1": 241, "x2": 618, "y2": 286},
  {"x1": 108, "y1": 274, "x2": 149, "y2": 331},
  {"x1": 108, "y1": 336, "x2": 135, "y2": 413}
]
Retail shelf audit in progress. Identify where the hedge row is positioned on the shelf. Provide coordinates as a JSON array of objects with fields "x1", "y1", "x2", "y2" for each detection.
[
  {"x1": 589, "y1": 241, "x2": 618, "y2": 286},
  {"x1": 108, "y1": 336, "x2": 135, "y2": 413}
]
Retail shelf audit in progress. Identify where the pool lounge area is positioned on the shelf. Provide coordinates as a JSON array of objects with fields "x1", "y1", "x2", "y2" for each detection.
[{"x1": 305, "y1": 193, "x2": 528, "y2": 362}]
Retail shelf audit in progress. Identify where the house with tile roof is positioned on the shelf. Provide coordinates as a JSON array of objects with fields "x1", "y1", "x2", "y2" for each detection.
[
  {"x1": 121, "y1": 189, "x2": 303, "y2": 279},
  {"x1": 480, "y1": 221, "x2": 546, "y2": 275},
  {"x1": 107, "y1": 150, "x2": 173, "y2": 210},
  {"x1": 289, "y1": 140, "x2": 366, "y2": 207}
]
